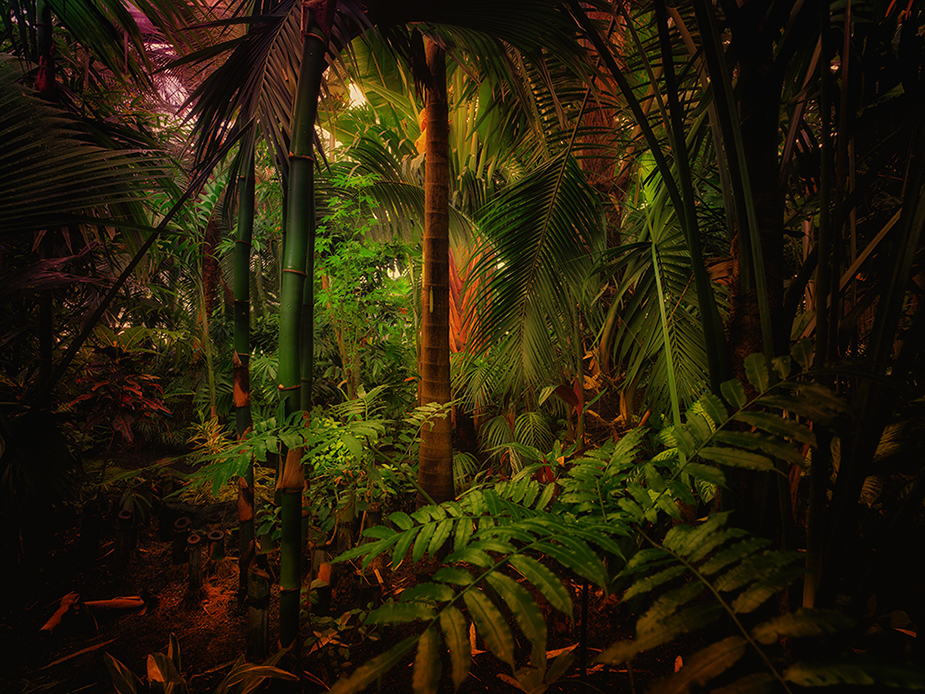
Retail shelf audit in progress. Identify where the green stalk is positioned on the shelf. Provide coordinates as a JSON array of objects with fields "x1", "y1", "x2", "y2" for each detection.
[
  {"x1": 234, "y1": 131, "x2": 256, "y2": 599},
  {"x1": 277, "y1": 0, "x2": 334, "y2": 654},
  {"x1": 651, "y1": 240, "x2": 681, "y2": 427}
]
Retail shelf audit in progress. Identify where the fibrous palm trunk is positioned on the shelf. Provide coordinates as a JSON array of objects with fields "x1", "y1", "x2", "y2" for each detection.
[{"x1": 417, "y1": 38, "x2": 455, "y2": 507}]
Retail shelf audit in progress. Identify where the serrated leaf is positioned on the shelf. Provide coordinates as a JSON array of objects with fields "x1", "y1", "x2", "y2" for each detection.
[
  {"x1": 720, "y1": 379, "x2": 747, "y2": 409},
  {"x1": 598, "y1": 603, "x2": 724, "y2": 664},
  {"x1": 413, "y1": 628, "x2": 440, "y2": 694},
  {"x1": 731, "y1": 567, "x2": 808, "y2": 614},
  {"x1": 751, "y1": 608, "x2": 854, "y2": 644},
  {"x1": 698, "y1": 394, "x2": 727, "y2": 429},
  {"x1": 440, "y1": 607, "x2": 470, "y2": 691},
  {"x1": 699, "y1": 447, "x2": 777, "y2": 472},
  {"x1": 463, "y1": 590, "x2": 515, "y2": 667},
  {"x1": 649, "y1": 636, "x2": 747, "y2": 694},
  {"x1": 509, "y1": 555, "x2": 572, "y2": 616},
  {"x1": 772, "y1": 355, "x2": 793, "y2": 379},
  {"x1": 445, "y1": 547, "x2": 492, "y2": 567},
  {"x1": 757, "y1": 395, "x2": 840, "y2": 426},
  {"x1": 329, "y1": 635, "x2": 418, "y2": 694}
]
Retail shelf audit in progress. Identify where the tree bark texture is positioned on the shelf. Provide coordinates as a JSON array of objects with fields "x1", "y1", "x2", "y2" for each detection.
[{"x1": 417, "y1": 38, "x2": 455, "y2": 507}]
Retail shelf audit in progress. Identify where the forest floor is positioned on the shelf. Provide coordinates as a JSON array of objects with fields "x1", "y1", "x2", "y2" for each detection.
[{"x1": 0, "y1": 448, "x2": 690, "y2": 694}]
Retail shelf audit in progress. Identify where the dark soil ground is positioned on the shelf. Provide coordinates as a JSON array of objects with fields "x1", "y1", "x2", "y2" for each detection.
[{"x1": 0, "y1": 449, "x2": 693, "y2": 694}]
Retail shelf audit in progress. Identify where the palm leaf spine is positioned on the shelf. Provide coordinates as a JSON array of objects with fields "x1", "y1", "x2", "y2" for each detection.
[
  {"x1": 572, "y1": 1, "x2": 729, "y2": 391},
  {"x1": 417, "y1": 37, "x2": 454, "y2": 507}
]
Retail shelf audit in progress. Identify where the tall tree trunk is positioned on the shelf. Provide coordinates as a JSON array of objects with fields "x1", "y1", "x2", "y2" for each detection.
[
  {"x1": 234, "y1": 132, "x2": 256, "y2": 605},
  {"x1": 36, "y1": 0, "x2": 55, "y2": 404},
  {"x1": 417, "y1": 38, "x2": 454, "y2": 507},
  {"x1": 277, "y1": 0, "x2": 334, "y2": 662}
]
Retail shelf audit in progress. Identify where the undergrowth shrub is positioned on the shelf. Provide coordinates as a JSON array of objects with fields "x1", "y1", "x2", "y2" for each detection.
[{"x1": 328, "y1": 352, "x2": 925, "y2": 693}]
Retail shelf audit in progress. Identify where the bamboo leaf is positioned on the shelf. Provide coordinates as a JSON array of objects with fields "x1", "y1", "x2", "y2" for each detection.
[
  {"x1": 440, "y1": 607, "x2": 470, "y2": 691},
  {"x1": 413, "y1": 628, "x2": 441, "y2": 694},
  {"x1": 463, "y1": 589, "x2": 515, "y2": 667}
]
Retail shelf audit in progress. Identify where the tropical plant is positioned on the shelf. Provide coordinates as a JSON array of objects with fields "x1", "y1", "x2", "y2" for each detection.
[
  {"x1": 105, "y1": 633, "x2": 297, "y2": 694},
  {"x1": 327, "y1": 351, "x2": 925, "y2": 692}
]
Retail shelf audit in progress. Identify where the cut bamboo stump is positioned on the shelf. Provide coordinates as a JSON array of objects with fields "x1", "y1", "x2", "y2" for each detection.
[
  {"x1": 171, "y1": 516, "x2": 191, "y2": 565},
  {"x1": 208, "y1": 529, "x2": 226, "y2": 562}
]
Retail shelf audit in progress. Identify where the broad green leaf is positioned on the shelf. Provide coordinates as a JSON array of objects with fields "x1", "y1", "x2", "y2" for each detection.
[
  {"x1": 683, "y1": 462, "x2": 727, "y2": 488},
  {"x1": 391, "y1": 528, "x2": 418, "y2": 568},
  {"x1": 367, "y1": 601, "x2": 435, "y2": 624},
  {"x1": 463, "y1": 590, "x2": 515, "y2": 667},
  {"x1": 509, "y1": 555, "x2": 572, "y2": 616},
  {"x1": 329, "y1": 635, "x2": 418, "y2": 694},
  {"x1": 440, "y1": 607, "x2": 470, "y2": 691},
  {"x1": 712, "y1": 430, "x2": 805, "y2": 465},
  {"x1": 400, "y1": 582, "x2": 455, "y2": 604},
  {"x1": 485, "y1": 572, "x2": 547, "y2": 653},
  {"x1": 772, "y1": 355, "x2": 792, "y2": 379},
  {"x1": 745, "y1": 353, "x2": 770, "y2": 393},
  {"x1": 454, "y1": 517, "x2": 473, "y2": 551},
  {"x1": 784, "y1": 658, "x2": 925, "y2": 688},
  {"x1": 751, "y1": 608, "x2": 854, "y2": 645},
  {"x1": 413, "y1": 628, "x2": 440, "y2": 694},
  {"x1": 623, "y1": 565, "x2": 687, "y2": 600},
  {"x1": 699, "y1": 537, "x2": 769, "y2": 576},
  {"x1": 757, "y1": 395, "x2": 840, "y2": 426},
  {"x1": 720, "y1": 379, "x2": 747, "y2": 409},
  {"x1": 445, "y1": 547, "x2": 492, "y2": 567},
  {"x1": 413, "y1": 521, "x2": 437, "y2": 563},
  {"x1": 699, "y1": 393, "x2": 728, "y2": 427},
  {"x1": 731, "y1": 567, "x2": 806, "y2": 614},
  {"x1": 649, "y1": 636, "x2": 747, "y2": 694},
  {"x1": 536, "y1": 483, "x2": 556, "y2": 510},
  {"x1": 428, "y1": 519, "x2": 454, "y2": 555},
  {"x1": 699, "y1": 447, "x2": 777, "y2": 472},
  {"x1": 791, "y1": 339, "x2": 814, "y2": 371},
  {"x1": 733, "y1": 411, "x2": 816, "y2": 446},
  {"x1": 364, "y1": 525, "x2": 396, "y2": 540},
  {"x1": 434, "y1": 567, "x2": 474, "y2": 586},
  {"x1": 390, "y1": 512, "x2": 414, "y2": 530}
]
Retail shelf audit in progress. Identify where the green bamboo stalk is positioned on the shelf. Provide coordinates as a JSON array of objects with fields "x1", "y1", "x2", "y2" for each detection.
[
  {"x1": 277, "y1": 0, "x2": 334, "y2": 656},
  {"x1": 234, "y1": 130, "x2": 256, "y2": 600},
  {"x1": 417, "y1": 36, "x2": 455, "y2": 507}
]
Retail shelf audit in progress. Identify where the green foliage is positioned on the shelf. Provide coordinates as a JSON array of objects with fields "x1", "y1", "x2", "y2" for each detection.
[
  {"x1": 67, "y1": 325, "x2": 172, "y2": 450},
  {"x1": 105, "y1": 634, "x2": 297, "y2": 694},
  {"x1": 327, "y1": 353, "x2": 922, "y2": 693}
]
